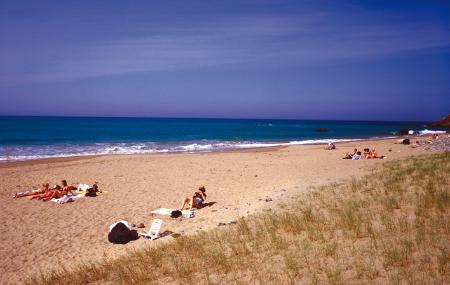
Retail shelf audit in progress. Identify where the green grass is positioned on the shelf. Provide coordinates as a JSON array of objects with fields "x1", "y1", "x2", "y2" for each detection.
[{"x1": 28, "y1": 153, "x2": 450, "y2": 284}]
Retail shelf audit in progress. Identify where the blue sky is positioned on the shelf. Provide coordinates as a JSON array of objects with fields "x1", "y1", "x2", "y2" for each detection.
[{"x1": 0, "y1": 0, "x2": 449, "y2": 121}]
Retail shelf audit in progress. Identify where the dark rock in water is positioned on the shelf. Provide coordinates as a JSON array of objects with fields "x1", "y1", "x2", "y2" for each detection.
[
  {"x1": 315, "y1": 128, "x2": 329, "y2": 132},
  {"x1": 427, "y1": 115, "x2": 450, "y2": 129},
  {"x1": 396, "y1": 128, "x2": 410, "y2": 135}
]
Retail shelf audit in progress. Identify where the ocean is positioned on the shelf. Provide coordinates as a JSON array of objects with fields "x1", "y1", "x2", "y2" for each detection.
[{"x1": 0, "y1": 116, "x2": 441, "y2": 162}]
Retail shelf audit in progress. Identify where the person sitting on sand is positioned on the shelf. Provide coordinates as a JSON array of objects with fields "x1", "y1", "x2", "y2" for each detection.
[
  {"x1": 180, "y1": 186, "x2": 207, "y2": 210},
  {"x1": 13, "y1": 183, "x2": 50, "y2": 198},
  {"x1": 61, "y1": 180, "x2": 75, "y2": 193},
  {"x1": 363, "y1": 148, "x2": 371, "y2": 159},
  {"x1": 369, "y1": 149, "x2": 378, "y2": 159},
  {"x1": 352, "y1": 151, "x2": 362, "y2": 160},
  {"x1": 343, "y1": 148, "x2": 357, "y2": 159},
  {"x1": 325, "y1": 142, "x2": 336, "y2": 150}
]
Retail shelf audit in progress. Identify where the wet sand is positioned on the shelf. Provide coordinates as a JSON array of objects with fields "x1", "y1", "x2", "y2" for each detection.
[{"x1": 0, "y1": 138, "x2": 428, "y2": 284}]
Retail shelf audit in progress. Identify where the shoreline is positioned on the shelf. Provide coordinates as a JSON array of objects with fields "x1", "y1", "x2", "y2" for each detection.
[
  {"x1": 0, "y1": 134, "x2": 426, "y2": 166},
  {"x1": 0, "y1": 137, "x2": 435, "y2": 284}
]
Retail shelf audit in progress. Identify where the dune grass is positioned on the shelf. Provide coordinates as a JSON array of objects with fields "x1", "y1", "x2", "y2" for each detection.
[{"x1": 28, "y1": 153, "x2": 449, "y2": 284}]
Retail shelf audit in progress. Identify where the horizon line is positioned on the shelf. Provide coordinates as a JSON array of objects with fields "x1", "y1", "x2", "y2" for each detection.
[{"x1": 0, "y1": 114, "x2": 436, "y2": 124}]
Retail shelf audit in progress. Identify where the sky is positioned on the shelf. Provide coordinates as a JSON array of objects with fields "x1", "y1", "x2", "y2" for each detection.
[{"x1": 0, "y1": 0, "x2": 449, "y2": 121}]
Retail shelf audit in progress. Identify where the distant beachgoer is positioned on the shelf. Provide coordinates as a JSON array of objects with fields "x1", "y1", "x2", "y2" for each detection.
[
  {"x1": 85, "y1": 183, "x2": 99, "y2": 197},
  {"x1": 38, "y1": 185, "x2": 61, "y2": 201},
  {"x1": 352, "y1": 151, "x2": 362, "y2": 160},
  {"x1": 42, "y1": 180, "x2": 74, "y2": 201},
  {"x1": 33, "y1": 185, "x2": 59, "y2": 200},
  {"x1": 369, "y1": 149, "x2": 378, "y2": 159},
  {"x1": 343, "y1": 148, "x2": 357, "y2": 159},
  {"x1": 13, "y1": 183, "x2": 50, "y2": 198},
  {"x1": 325, "y1": 142, "x2": 336, "y2": 150},
  {"x1": 180, "y1": 186, "x2": 207, "y2": 210},
  {"x1": 61, "y1": 180, "x2": 75, "y2": 193},
  {"x1": 363, "y1": 148, "x2": 370, "y2": 159}
]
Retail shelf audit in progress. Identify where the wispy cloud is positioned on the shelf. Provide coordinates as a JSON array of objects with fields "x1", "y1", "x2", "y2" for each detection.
[{"x1": 2, "y1": 11, "x2": 450, "y2": 85}]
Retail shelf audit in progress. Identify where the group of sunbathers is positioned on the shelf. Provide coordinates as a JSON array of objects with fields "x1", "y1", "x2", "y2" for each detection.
[
  {"x1": 13, "y1": 180, "x2": 99, "y2": 201},
  {"x1": 343, "y1": 148, "x2": 380, "y2": 160},
  {"x1": 14, "y1": 178, "x2": 202, "y2": 209}
]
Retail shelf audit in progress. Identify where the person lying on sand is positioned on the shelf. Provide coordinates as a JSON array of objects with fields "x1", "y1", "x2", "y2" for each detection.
[
  {"x1": 13, "y1": 183, "x2": 50, "y2": 198},
  {"x1": 343, "y1": 148, "x2": 357, "y2": 159},
  {"x1": 30, "y1": 183, "x2": 54, "y2": 199},
  {"x1": 180, "y1": 186, "x2": 207, "y2": 210},
  {"x1": 41, "y1": 180, "x2": 75, "y2": 201},
  {"x1": 36, "y1": 185, "x2": 61, "y2": 201},
  {"x1": 85, "y1": 183, "x2": 99, "y2": 197}
]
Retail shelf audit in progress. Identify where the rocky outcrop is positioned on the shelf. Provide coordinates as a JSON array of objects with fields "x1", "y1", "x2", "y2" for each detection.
[{"x1": 428, "y1": 115, "x2": 450, "y2": 129}]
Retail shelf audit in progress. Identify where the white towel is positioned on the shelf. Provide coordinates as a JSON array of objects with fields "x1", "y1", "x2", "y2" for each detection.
[
  {"x1": 77, "y1": 184, "x2": 91, "y2": 191},
  {"x1": 151, "y1": 208, "x2": 194, "y2": 218},
  {"x1": 50, "y1": 194, "x2": 84, "y2": 203}
]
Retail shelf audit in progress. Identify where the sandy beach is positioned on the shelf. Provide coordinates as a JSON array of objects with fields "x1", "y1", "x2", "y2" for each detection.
[{"x1": 0, "y1": 138, "x2": 429, "y2": 284}]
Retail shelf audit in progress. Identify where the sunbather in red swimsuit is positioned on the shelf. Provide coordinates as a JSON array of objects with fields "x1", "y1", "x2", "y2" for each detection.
[{"x1": 13, "y1": 183, "x2": 50, "y2": 198}]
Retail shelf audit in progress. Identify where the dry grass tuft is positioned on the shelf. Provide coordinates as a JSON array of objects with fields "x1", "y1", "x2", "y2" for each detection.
[{"x1": 28, "y1": 153, "x2": 450, "y2": 284}]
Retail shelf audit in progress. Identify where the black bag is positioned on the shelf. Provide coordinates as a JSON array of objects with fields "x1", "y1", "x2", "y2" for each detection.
[
  {"x1": 170, "y1": 210, "x2": 182, "y2": 218},
  {"x1": 402, "y1": 138, "x2": 410, "y2": 145},
  {"x1": 108, "y1": 222, "x2": 139, "y2": 244}
]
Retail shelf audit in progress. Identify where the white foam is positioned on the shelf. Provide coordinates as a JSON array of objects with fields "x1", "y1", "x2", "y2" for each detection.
[
  {"x1": 419, "y1": 129, "x2": 447, "y2": 135},
  {"x1": 232, "y1": 138, "x2": 364, "y2": 149},
  {"x1": 0, "y1": 137, "x2": 384, "y2": 162},
  {"x1": 178, "y1": 143, "x2": 214, "y2": 151}
]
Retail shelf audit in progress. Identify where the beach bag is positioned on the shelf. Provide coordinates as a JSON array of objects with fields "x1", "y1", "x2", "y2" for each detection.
[
  {"x1": 108, "y1": 221, "x2": 138, "y2": 244},
  {"x1": 402, "y1": 138, "x2": 410, "y2": 145},
  {"x1": 170, "y1": 210, "x2": 182, "y2": 218}
]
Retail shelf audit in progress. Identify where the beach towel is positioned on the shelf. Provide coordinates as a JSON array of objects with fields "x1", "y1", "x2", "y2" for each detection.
[
  {"x1": 50, "y1": 194, "x2": 84, "y2": 203},
  {"x1": 151, "y1": 208, "x2": 195, "y2": 218},
  {"x1": 77, "y1": 184, "x2": 90, "y2": 191}
]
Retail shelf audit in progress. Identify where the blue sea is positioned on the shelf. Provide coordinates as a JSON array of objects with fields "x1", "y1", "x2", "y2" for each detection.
[{"x1": 0, "y1": 116, "x2": 439, "y2": 162}]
